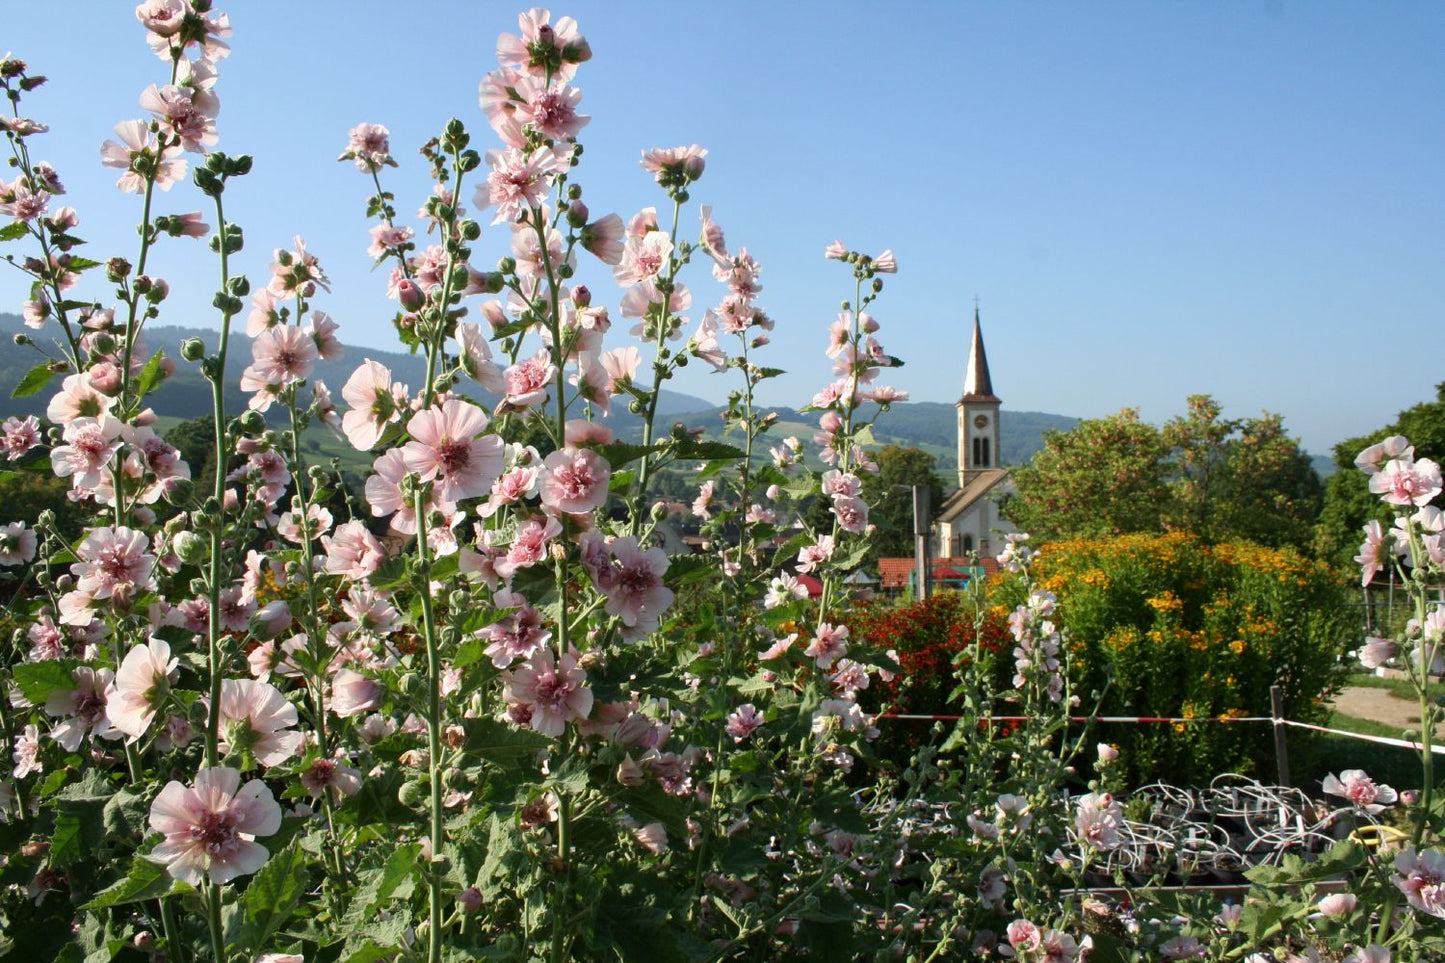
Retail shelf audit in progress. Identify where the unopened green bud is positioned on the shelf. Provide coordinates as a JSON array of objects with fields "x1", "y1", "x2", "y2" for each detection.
[
  {"x1": 173, "y1": 531, "x2": 207, "y2": 565},
  {"x1": 105, "y1": 257, "x2": 131, "y2": 282},
  {"x1": 180, "y1": 338, "x2": 206, "y2": 362},
  {"x1": 237, "y1": 410, "x2": 265, "y2": 435}
]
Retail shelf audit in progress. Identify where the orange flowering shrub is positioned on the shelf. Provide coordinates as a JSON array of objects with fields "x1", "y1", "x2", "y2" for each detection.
[{"x1": 999, "y1": 533, "x2": 1352, "y2": 784}]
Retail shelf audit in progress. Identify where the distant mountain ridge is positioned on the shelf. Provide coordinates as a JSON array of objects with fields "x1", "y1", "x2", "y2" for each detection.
[{"x1": 0, "y1": 312, "x2": 1330, "y2": 477}]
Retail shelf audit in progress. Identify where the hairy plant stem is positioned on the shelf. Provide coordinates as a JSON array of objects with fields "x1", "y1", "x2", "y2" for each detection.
[
  {"x1": 206, "y1": 881, "x2": 225, "y2": 963},
  {"x1": 629, "y1": 197, "x2": 684, "y2": 533},
  {"x1": 204, "y1": 190, "x2": 236, "y2": 769},
  {"x1": 414, "y1": 143, "x2": 467, "y2": 963},
  {"x1": 159, "y1": 895, "x2": 187, "y2": 963}
]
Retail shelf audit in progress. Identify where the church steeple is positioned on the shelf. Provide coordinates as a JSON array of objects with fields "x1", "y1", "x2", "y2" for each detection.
[
  {"x1": 960, "y1": 306, "x2": 1000, "y2": 404},
  {"x1": 955, "y1": 306, "x2": 1002, "y2": 489}
]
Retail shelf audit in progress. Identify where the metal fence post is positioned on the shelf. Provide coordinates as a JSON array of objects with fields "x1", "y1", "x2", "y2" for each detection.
[{"x1": 1270, "y1": 685, "x2": 1291, "y2": 786}]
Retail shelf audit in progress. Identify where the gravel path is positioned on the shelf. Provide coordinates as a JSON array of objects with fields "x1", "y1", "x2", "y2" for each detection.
[{"x1": 1333, "y1": 685, "x2": 1445, "y2": 737}]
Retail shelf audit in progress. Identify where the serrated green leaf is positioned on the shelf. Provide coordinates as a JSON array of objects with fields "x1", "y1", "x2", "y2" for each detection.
[
  {"x1": 226, "y1": 842, "x2": 308, "y2": 953},
  {"x1": 462, "y1": 717, "x2": 551, "y2": 766},
  {"x1": 12, "y1": 659, "x2": 82, "y2": 705},
  {"x1": 82, "y1": 855, "x2": 184, "y2": 909},
  {"x1": 598, "y1": 440, "x2": 663, "y2": 469},
  {"x1": 11, "y1": 361, "x2": 59, "y2": 399},
  {"x1": 65, "y1": 256, "x2": 103, "y2": 273},
  {"x1": 132, "y1": 351, "x2": 166, "y2": 400},
  {"x1": 852, "y1": 424, "x2": 877, "y2": 448},
  {"x1": 675, "y1": 439, "x2": 746, "y2": 462},
  {"x1": 0, "y1": 222, "x2": 28, "y2": 242}
]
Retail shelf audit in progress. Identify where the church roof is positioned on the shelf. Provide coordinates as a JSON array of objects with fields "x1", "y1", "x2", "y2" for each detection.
[
  {"x1": 936, "y1": 467, "x2": 1011, "y2": 522},
  {"x1": 959, "y1": 307, "x2": 1000, "y2": 404}
]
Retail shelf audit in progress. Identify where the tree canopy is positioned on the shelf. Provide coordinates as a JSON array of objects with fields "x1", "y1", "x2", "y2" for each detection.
[{"x1": 1007, "y1": 395, "x2": 1321, "y2": 550}]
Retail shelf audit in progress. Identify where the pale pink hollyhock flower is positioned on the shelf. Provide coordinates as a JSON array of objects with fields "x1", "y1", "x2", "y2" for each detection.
[
  {"x1": 824, "y1": 240, "x2": 847, "y2": 260},
  {"x1": 322, "y1": 521, "x2": 385, "y2": 581},
  {"x1": 1322, "y1": 769, "x2": 1397, "y2": 814},
  {"x1": 330, "y1": 668, "x2": 383, "y2": 719},
  {"x1": 0, "y1": 176, "x2": 48, "y2": 222},
  {"x1": 1097, "y1": 742, "x2": 1120, "y2": 764},
  {"x1": 253, "y1": 600, "x2": 293, "y2": 640},
  {"x1": 51, "y1": 415, "x2": 124, "y2": 490},
  {"x1": 820, "y1": 470, "x2": 862, "y2": 498},
  {"x1": 403, "y1": 399, "x2": 504, "y2": 504},
  {"x1": 266, "y1": 236, "x2": 330, "y2": 299},
  {"x1": 1395, "y1": 846, "x2": 1445, "y2": 917},
  {"x1": 497, "y1": 8, "x2": 590, "y2": 81},
  {"x1": 0, "y1": 522, "x2": 37, "y2": 566},
  {"x1": 245, "y1": 324, "x2": 318, "y2": 389},
  {"x1": 1370, "y1": 457, "x2": 1443, "y2": 507},
  {"x1": 1158, "y1": 936, "x2": 1205, "y2": 959},
  {"x1": 1, "y1": 415, "x2": 41, "y2": 460},
  {"x1": 136, "y1": 0, "x2": 187, "y2": 36},
  {"x1": 539, "y1": 447, "x2": 611, "y2": 515},
  {"x1": 107, "y1": 637, "x2": 177, "y2": 739},
  {"x1": 338, "y1": 122, "x2": 397, "y2": 173},
  {"x1": 581, "y1": 212, "x2": 624, "y2": 265},
  {"x1": 139, "y1": 83, "x2": 219, "y2": 154},
  {"x1": 46, "y1": 372, "x2": 114, "y2": 426},
  {"x1": 1353, "y1": 519, "x2": 1398, "y2": 588},
  {"x1": 601, "y1": 537, "x2": 675, "y2": 638},
  {"x1": 831, "y1": 659, "x2": 871, "y2": 696},
  {"x1": 255, "y1": 956, "x2": 305, "y2": 963},
  {"x1": 365, "y1": 449, "x2": 420, "y2": 533},
  {"x1": 831, "y1": 495, "x2": 869, "y2": 533},
  {"x1": 367, "y1": 222, "x2": 413, "y2": 258},
  {"x1": 598, "y1": 346, "x2": 641, "y2": 386},
  {"x1": 1359, "y1": 637, "x2": 1397, "y2": 669},
  {"x1": 480, "y1": 605, "x2": 552, "y2": 669},
  {"x1": 149, "y1": 767, "x2": 282, "y2": 885},
  {"x1": 725, "y1": 704, "x2": 763, "y2": 742},
  {"x1": 639, "y1": 145, "x2": 707, "y2": 184},
  {"x1": 482, "y1": 464, "x2": 541, "y2": 518},
  {"x1": 503, "y1": 648, "x2": 593, "y2": 737},
  {"x1": 1356, "y1": 435, "x2": 1414, "y2": 474},
  {"x1": 72, "y1": 526, "x2": 156, "y2": 602},
  {"x1": 483, "y1": 147, "x2": 556, "y2": 224},
  {"x1": 1006, "y1": 920, "x2": 1042, "y2": 952},
  {"x1": 513, "y1": 75, "x2": 589, "y2": 142},
  {"x1": 503, "y1": 349, "x2": 557, "y2": 409},
  {"x1": 763, "y1": 574, "x2": 808, "y2": 609},
  {"x1": 692, "y1": 480, "x2": 716, "y2": 520},
  {"x1": 45, "y1": 666, "x2": 118, "y2": 751},
  {"x1": 342, "y1": 359, "x2": 405, "y2": 451},
  {"x1": 564, "y1": 420, "x2": 613, "y2": 447},
  {"x1": 1315, "y1": 893, "x2": 1356, "y2": 918},
  {"x1": 1074, "y1": 792, "x2": 1124, "y2": 851},
  {"x1": 456, "y1": 322, "x2": 506, "y2": 395},
  {"x1": 862, "y1": 385, "x2": 909, "y2": 404},
  {"x1": 614, "y1": 231, "x2": 674, "y2": 285},
  {"x1": 217, "y1": 679, "x2": 302, "y2": 768},
  {"x1": 804, "y1": 623, "x2": 849, "y2": 670},
  {"x1": 12, "y1": 724, "x2": 42, "y2": 778},
  {"x1": 300, "y1": 757, "x2": 363, "y2": 800},
  {"x1": 872, "y1": 249, "x2": 897, "y2": 273},
  {"x1": 758, "y1": 633, "x2": 797, "y2": 660},
  {"x1": 495, "y1": 515, "x2": 563, "y2": 580},
  {"x1": 633, "y1": 822, "x2": 669, "y2": 855},
  {"x1": 796, "y1": 535, "x2": 835, "y2": 574}
]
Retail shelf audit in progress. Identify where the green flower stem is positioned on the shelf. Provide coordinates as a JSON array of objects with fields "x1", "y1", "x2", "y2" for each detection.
[
  {"x1": 206, "y1": 881, "x2": 225, "y2": 963},
  {"x1": 629, "y1": 197, "x2": 684, "y2": 534},
  {"x1": 204, "y1": 190, "x2": 237, "y2": 769},
  {"x1": 158, "y1": 895, "x2": 187, "y2": 963}
]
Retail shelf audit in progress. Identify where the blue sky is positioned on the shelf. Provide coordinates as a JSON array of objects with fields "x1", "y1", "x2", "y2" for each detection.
[{"x1": 4, "y1": 1, "x2": 1441, "y2": 456}]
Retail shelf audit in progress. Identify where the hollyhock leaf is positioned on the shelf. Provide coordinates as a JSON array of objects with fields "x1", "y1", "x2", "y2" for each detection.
[
  {"x1": 227, "y1": 841, "x2": 308, "y2": 953},
  {"x1": 664, "y1": 554, "x2": 714, "y2": 585},
  {"x1": 851, "y1": 424, "x2": 877, "y2": 448},
  {"x1": 65, "y1": 256, "x2": 103, "y2": 274},
  {"x1": 13, "y1": 658, "x2": 84, "y2": 704},
  {"x1": 342, "y1": 843, "x2": 422, "y2": 927},
  {"x1": 462, "y1": 718, "x2": 551, "y2": 767},
  {"x1": 617, "y1": 784, "x2": 688, "y2": 838},
  {"x1": 672, "y1": 439, "x2": 745, "y2": 462},
  {"x1": 11, "y1": 361, "x2": 58, "y2": 399},
  {"x1": 50, "y1": 792, "x2": 108, "y2": 867},
  {"x1": 597, "y1": 440, "x2": 662, "y2": 469},
  {"x1": 82, "y1": 855, "x2": 186, "y2": 909},
  {"x1": 545, "y1": 755, "x2": 590, "y2": 795},
  {"x1": 0, "y1": 222, "x2": 28, "y2": 241},
  {"x1": 608, "y1": 468, "x2": 636, "y2": 493},
  {"x1": 132, "y1": 351, "x2": 166, "y2": 399},
  {"x1": 102, "y1": 785, "x2": 153, "y2": 839}
]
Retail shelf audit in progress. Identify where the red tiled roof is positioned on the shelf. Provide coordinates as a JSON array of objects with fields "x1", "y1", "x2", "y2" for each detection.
[{"x1": 877, "y1": 556, "x2": 998, "y2": 589}]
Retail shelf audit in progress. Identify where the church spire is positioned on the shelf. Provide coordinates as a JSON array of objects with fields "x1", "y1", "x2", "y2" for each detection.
[{"x1": 960, "y1": 306, "x2": 1000, "y2": 404}]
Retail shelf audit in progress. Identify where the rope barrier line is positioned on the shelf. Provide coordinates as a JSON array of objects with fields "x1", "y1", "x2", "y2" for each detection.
[
  {"x1": 875, "y1": 711, "x2": 1445, "y2": 755},
  {"x1": 877, "y1": 713, "x2": 1272, "y2": 723},
  {"x1": 1281, "y1": 719, "x2": 1445, "y2": 756}
]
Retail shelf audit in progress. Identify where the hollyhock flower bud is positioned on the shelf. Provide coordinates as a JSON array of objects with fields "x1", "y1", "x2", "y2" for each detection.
[
  {"x1": 172, "y1": 530, "x2": 206, "y2": 565},
  {"x1": 1097, "y1": 743, "x2": 1119, "y2": 764},
  {"x1": 566, "y1": 199, "x2": 589, "y2": 226},
  {"x1": 458, "y1": 887, "x2": 483, "y2": 914},
  {"x1": 1317, "y1": 893, "x2": 1357, "y2": 918},
  {"x1": 181, "y1": 338, "x2": 206, "y2": 362},
  {"x1": 395, "y1": 277, "x2": 425, "y2": 313},
  {"x1": 88, "y1": 361, "x2": 123, "y2": 395},
  {"x1": 330, "y1": 668, "x2": 383, "y2": 718}
]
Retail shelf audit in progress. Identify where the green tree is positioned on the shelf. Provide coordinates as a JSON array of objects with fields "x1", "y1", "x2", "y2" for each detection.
[
  {"x1": 1316, "y1": 383, "x2": 1445, "y2": 568},
  {"x1": 1009, "y1": 397, "x2": 1321, "y2": 550},
  {"x1": 1164, "y1": 395, "x2": 1322, "y2": 551},
  {"x1": 862, "y1": 445, "x2": 946, "y2": 565},
  {"x1": 1007, "y1": 408, "x2": 1171, "y2": 542}
]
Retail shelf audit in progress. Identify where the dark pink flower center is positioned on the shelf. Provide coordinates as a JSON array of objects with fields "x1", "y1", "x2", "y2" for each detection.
[
  {"x1": 190, "y1": 810, "x2": 239, "y2": 856},
  {"x1": 436, "y1": 439, "x2": 471, "y2": 475}
]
